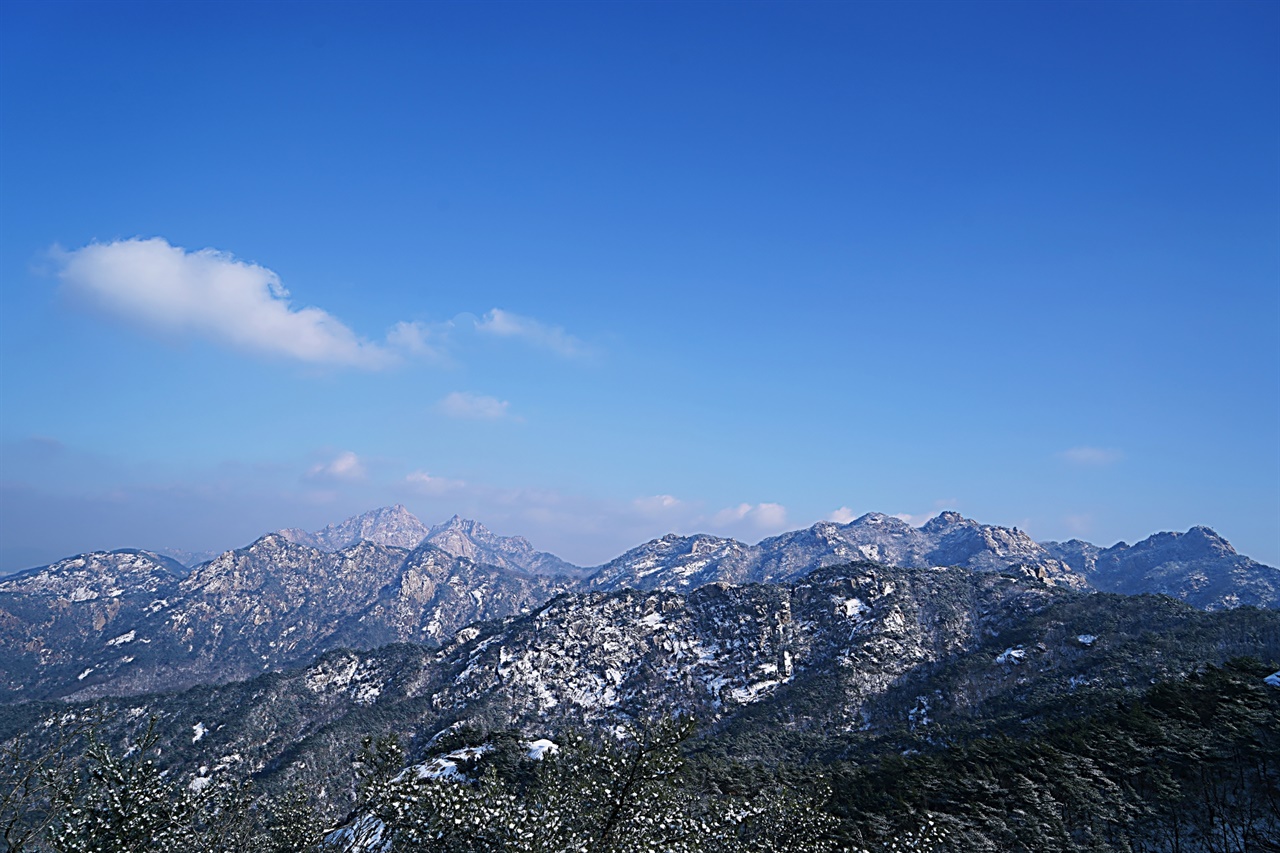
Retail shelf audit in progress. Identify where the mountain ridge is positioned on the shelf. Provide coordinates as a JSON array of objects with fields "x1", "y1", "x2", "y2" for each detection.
[
  {"x1": 7, "y1": 561, "x2": 1275, "y2": 828},
  {"x1": 1, "y1": 505, "x2": 1275, "y2": 703}
]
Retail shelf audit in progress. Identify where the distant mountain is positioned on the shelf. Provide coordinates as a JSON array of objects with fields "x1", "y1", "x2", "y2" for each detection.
[
  {"x1": 149, "y1": 547, "x2": 222, "y2": 570},
  {"x1": 0, "y1": 535, "x2": 565, "y2": 702},
  {"x1": 1044, "y1": 525, "x2": 1279, "y2": 610},
  {"x1": 278, "y1": 504, "x2": 431, "y2": 551},
  {"x1": 2, "y1": 508, "x2": 1275, "y2": 703},
  {"x1": 0, "y1": 548, "x2": 185, "y2": 599},
  {"x1": 327, "y1": 540, "x2": 571, "y2": 649},
  {"x1": 277, "y1": 508, "x2": 584, "y2": 578},
  {"x1": 425, "y1": 514, "x2": 584, "y2": 577},
  {"x1": 587, "y1": 511, "x2": 1085, "y2": 591},
  {"x1": 0, "y1": 550, "x2": 186, "y2": 699}
]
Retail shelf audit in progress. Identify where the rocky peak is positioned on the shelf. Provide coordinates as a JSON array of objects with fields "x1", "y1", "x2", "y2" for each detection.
[
  {"x1": 849, "y1": 512, "x2": 914, "y2": 533},
  {"x1": 278, "y1": 505, "x2": 430, "y2": 552},
  {"x1": 1072, "y1": 526, "x2": 1275, "y2": 609},
  {"x1": 424, "y1": 516, "x2": 580, "y2": 578},
  {"x1": 0, "y1": 549, "x2": 183, "y2": 600},
  {"x1": 920, "y1": 511, "x2": 971, "y2": 534},
  {"x1": 429, "y1": 514, "x2": 494, "y2": 539},
  {"x1": 1182, "y1": 526, "x2": 1237, "y2": 556},
  {"x1": 1107, "y1": 526, "x2": 1238, "y2": 565}
]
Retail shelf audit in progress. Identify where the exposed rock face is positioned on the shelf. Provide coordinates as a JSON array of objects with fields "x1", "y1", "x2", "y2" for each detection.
[
  {"x1": 16, "y1": 562, "x2": 1275, "y2": 811},
  {"x1": 329, "y1": 542, "x2": 570, "y2": 648},
  {"x1": 431, "y1": 562, "x2": 1063, "y2": 733},
  {"x1": 588, "y1": 511, "x2": 1085, "y2": 591},
  {"x1": 0, "y1": 536, "x2": 562, "y2": 702},
  {"x1": 1044, "y1": 526, "x2": 1279, "y2": 610},
  {"x1": 0, "y1": 549, "x2": 184, "y2": 600},
  {"x1": 278, "y1": 505, "x2": 431, "y2": 551},
  {"x1": 587, "y1": 533, "x2": 757, "y2": 591},
  {"x1": 2, "y1": 509, "x2": 1274, "y2": 704},
  {"x1": 0, "y1": 550, "x2": 185, "y2": 697},
  {"x1": 424, "y1": 515, "x2": 583, "y2": 577},
  {"x1": 277, "y1": 508, "x2": 582, "y2": 576}
]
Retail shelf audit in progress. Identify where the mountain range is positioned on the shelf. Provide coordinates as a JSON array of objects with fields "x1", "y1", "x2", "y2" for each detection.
[
  {"x1": 3, "y1": 558, "x2": 1276, "y2": 849},
  {"x1": 1, "y1": 505, "x2": 1277, "y2": 850},
  {"x1": 0, "y1": 505, "x2": 1274, "y2": 704}
]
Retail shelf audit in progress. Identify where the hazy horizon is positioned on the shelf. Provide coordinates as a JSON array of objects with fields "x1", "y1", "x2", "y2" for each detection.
[{"x1": 1, "y1": 501, "x2": 1271, "y2": 577}]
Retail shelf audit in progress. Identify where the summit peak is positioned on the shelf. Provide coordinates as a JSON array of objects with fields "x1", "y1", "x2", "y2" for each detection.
[{"x1": 921, "y1": 511, "x2": 970, "y2": 534}]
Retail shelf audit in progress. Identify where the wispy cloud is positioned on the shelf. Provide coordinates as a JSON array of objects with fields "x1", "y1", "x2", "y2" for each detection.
[
  {"x1": 633, "y1": 494, "x2": 684, "y2": 515},
  {"x1": 404, "y1": 470, "x2": 467, "y2": 495},
  {"x1": 438, "y1": 391, "x2": 512, "y2": 420},
  {"x1": 57, "y1": 238, "x2": 397, "y2": 368},
  {"x1": 892, "y1": 499, "x2": 959, "y2": 527},
  {"x1": 712, "y1": 502, "x2": 788, "y2": 530},
  {"x1": 385, "y1": 320, "x2": 450, "y2": 363},
  {"x1": 54, "y1": 238, "x2": 592, "y2": 370},
  {"x1": 1058, "y1": 446, "x2": 1124, "y2": 467},
  {"x1": 476, "y1": 308, "x2": 587, "y2": 358},
  {"x1": 828, "y1": 506, "x2": 856, "y2": 524},
  {"x1": 307, "y1": 451, "x2": 366, "y2": 481}
]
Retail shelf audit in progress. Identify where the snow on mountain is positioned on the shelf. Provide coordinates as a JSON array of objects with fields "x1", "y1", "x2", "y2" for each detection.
[
  {"x1": 588, "y1": 511, "x2": 1086, "y2": 592},
  {"x1": 1044, "y1": 525, "x2": 1278, "y2": 610},
  {"x1": 0, "y1": 534, "x2": 565, "y2": 702},
  {"x1": 0, "y1": 549, "x2": 184, "y2": 600},
  {"x1": 3, "y1": 508, "x2": 1274, "y2": 703},
  {"x1": 278, "y1": 504, "x2": 431, "y2": 551},
  {"x1": 277, "y1": 507, "x2": 583, "y2": 577},
  {"x1": 425, "y1": 515, "x2": 583, "y2": 577},
  {"x1": 28, "y1": 561, "x2": 1275, "y2": 816}
]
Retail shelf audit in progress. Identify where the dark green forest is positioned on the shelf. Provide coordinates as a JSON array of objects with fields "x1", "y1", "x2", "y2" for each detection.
[{"x1": 2, "y1": 660, "x2": 1277, "y2": 852}]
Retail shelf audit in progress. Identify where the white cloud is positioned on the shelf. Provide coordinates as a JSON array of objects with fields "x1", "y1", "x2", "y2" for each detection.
[
  {"x1": 308, "y1": 451, "x2": 366, "y2": 481},
  {"x1": 713, "y1": 502, "x2": 788, "y2": 530},
  {"x1": 475, "y1": 308, "x2": 586, "y2": 357},
  {"x1": 751, "y1": 502, "x2": 789, "y2": 528},
  {"x1": 55, "y1": 239, "x2": 597, "y2": 371},
  {"x1": 439, "y1": 391, "x2": 511, "y2": 420},
  {"x1": 633, "y1": 494, "x2": 683, "y2": 514},
  {"x1": 386, "y1": 320, "x2": 449, "y2": 362},
  {"x1": 712, "y1": 503, "x2": 752, "y2": 525},
  {"x1": 1058, "y1": 447, "x2": 1124, "y2": 467},
  {"x1": 405, "y1": 471, "x2": 466, "y2": 495},
  {"x1": 57, "y1": 238, "x2": 396, "y2": 368},
  {"x1": 828, "y1": 506, "x2": 856, "y2": 524},
  {"x1": 890, "y1": 499, "x2": 960, "y2": 526}
]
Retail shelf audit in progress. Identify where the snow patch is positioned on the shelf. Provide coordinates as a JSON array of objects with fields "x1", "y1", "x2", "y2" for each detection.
[
  {"x1": 996, "y1": 647, "x2": 1026, "y2": 665},
  {"x1": 396, "y1": 745, "x2": 493, "y2": 783},
  {"x1": 525, "y1": 738, "x2": 558, "y2": 760},
  {"x1": 1076, "y1": 634, "x2": 1097, "y2": 646},
  {"x1": 640, "y1": 611, "x2": 665, "y2": 628},
  {"x1": 839, "y1": 597, "x2": 868, "y2": 619},
  {"x1": 193, "y1": 722, "x2": 206, "y2": 743},
  {"x1": 729, "y1": 679, "x2": 781, "y2": 704},
  {"x1": 107, "y1": 630, "x2": 136, "y2": 646},
  {"x1": 909, "y1": 695, "x2": 931, "y2": 729},
  {"x1": 326, "y1": 815, "x2": 386, "y2": 852}
]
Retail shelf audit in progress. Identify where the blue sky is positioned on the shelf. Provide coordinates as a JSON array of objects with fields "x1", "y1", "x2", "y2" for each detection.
[{"x1": 1, "y1": 0, "x2": 1277, "y2": 570}]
